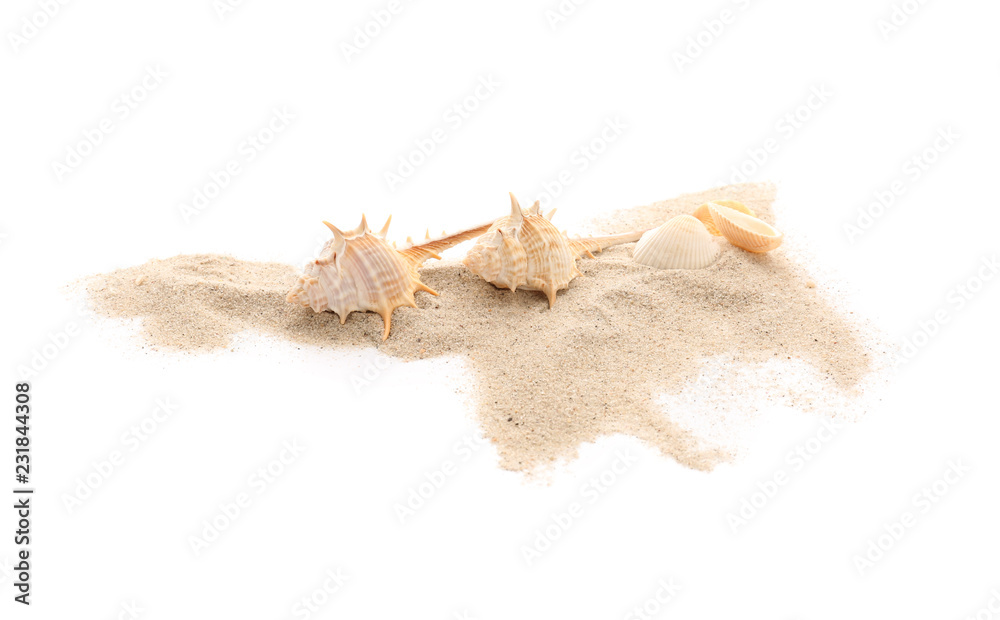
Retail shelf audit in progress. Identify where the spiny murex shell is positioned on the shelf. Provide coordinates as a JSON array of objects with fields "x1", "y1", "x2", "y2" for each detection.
[
  {"x1": 633, "y1": 214, "x2": 721, "y2": 269},
  {"x1": 463, "y1": 193, "x2": 645, "y2": 307},
  {"x1": 708, "y1": 203, "x2": 783, "y2": 253},
  {"x1": 287, "y1": 215, "x2": 491, "y2": 340}
]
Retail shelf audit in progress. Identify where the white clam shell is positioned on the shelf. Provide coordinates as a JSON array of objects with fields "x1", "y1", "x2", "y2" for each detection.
[
  {"x1": 633, "y1": 214, "x2": 721, "y2": 270},
  {"x1": 708, "y1": 204, "x2": 783, "y2": 253}
]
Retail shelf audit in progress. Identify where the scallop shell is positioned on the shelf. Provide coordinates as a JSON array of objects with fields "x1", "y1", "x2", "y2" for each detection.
[
  {"x1": 708, "y1": 203, "x2": 783, "y2": 253},
  {"x1": 463, "y1": 194, "x2": 644, "y2": 307},
  {"x1": 287, "y1": 215, "x2": 491, "y2": 340},
  {"x1": 633, "y1": 214, "x2": 721, "y2": 269},
  {"x1": 693, "y1": 200, "x2": 756, "y2": 236}
]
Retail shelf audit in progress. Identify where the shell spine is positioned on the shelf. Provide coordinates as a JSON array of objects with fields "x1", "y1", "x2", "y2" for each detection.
[
  {"x1": 287, "y1": 215, "x2": 490, "y2": 340},
  {"x1": 463, "y1": 193, "x2": 644, "y2": 306}
]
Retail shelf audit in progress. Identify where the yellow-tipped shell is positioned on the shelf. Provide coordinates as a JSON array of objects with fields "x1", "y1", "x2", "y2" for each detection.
[
  {"x1": 693, "y1": 200, "x2": 756, "y2": 236},
  {"x1": 708, "y1": 204, "x2": 783, "y2": 253}
]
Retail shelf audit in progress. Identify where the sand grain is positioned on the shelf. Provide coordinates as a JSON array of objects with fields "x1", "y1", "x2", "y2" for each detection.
[{"x1": 85, "y1": 183, "x2": 888, "y2": 474}]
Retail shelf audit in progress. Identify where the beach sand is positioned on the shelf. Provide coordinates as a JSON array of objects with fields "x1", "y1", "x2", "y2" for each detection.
[{"x1": 85, "y1": 183, "x2": 889, "y2": 474}]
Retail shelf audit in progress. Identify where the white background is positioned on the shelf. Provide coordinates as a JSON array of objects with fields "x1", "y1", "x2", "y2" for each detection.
[{"x1": 2, "y1": 0, "x2": 999, "y2": 618}]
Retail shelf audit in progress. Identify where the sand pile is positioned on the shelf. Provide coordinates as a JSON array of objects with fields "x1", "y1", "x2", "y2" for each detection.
[{"x1": 85, "y1": 183, "x2": 889, "y2": 474}]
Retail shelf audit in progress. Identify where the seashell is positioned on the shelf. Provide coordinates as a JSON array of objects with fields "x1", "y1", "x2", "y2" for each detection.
[
  {"x1": 633, "y1": 214, "x2": 721, "y2": 269},
  {"x1": 463, "y1": 193, "x2": 644, "y2": 307},
  {"x1": 287, "y1": 215, "x2": 491, "y2": 340},
  {"x1": 693, "y1": 200, "x2": 755, "y2": 236},
  {"x1": 708, "y1": 203, "x2": 783, "y2": 253}
]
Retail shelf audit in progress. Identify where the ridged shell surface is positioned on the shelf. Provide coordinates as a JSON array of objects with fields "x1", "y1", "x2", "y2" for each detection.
[
  {"x1": 289, "y1": 233, "x2": 422, "y2": 319},
  {"x1": 463, "y1": 194, "x2": 644, "y2": 307},
  {"x1": 693, "y1": 200, "x2": 756, "y2": 236},
  {"x1": 464, "y1": 197, "x2": 580, "y2": 308},
  {"x1": 708, "y1": 204, "x2": 783, "y2": 253},
  {"x1": 287, "y1": 216, "x2": 490, "y2": 339},
  {"x1": 633, "y1": 214, "x2": 721, "y2": 269}
]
